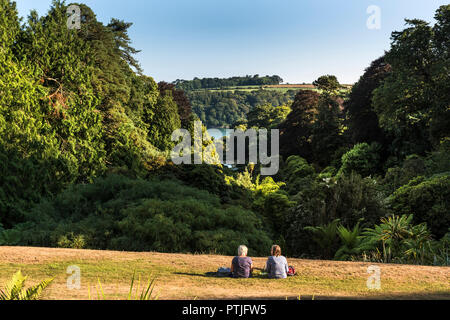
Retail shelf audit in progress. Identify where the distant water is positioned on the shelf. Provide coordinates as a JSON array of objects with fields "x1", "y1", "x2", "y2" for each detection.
[{"x1": 207, "y1": 128, "x2": 232, "y2": 140}]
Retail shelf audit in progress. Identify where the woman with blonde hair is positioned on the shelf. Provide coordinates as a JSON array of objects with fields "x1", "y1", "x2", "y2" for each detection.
[{"x1": 265, "y1": 245, "x2": 289, "y2": 279}]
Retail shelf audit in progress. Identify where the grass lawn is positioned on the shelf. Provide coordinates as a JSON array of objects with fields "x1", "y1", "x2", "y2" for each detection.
[{"x1": 0, "y1": 247, "x2": 448, "y2": 300}]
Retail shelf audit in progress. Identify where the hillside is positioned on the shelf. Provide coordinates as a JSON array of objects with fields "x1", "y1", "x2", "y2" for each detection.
[{"x1": 0, "y1": 247, "x2": 448, "y2": 300}]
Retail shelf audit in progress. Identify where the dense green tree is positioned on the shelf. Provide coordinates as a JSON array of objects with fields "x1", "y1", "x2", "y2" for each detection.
[
  {"x1": 389, "y1": 174, "x2": 450, "y2": 239},
  {"x1": 339, "y1": 143, "x2": 382, "y2": 177},
  {"x1": 279, "y1": 90, "x2": 320, "y2": 160},
  {"x1": 345, "y1": 56, "x2": 390, "y2": 144},
  {"x1": 158, "y1": 82, "x2": 192, "y2": 128},
  {"x1": 313, "y1": 75, "x2": 341, "y2": 93},
  {"x1": 311, "y1": 94, "x2": 345, "y2": 167},
  {"x1": 373, "y1": 5, "x2": 450, "y2": 157}
]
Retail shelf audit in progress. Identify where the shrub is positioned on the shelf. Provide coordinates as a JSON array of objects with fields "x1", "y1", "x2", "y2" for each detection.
[
  {"x1": 389, "y1": 174, "x2": 450, "y2": 238},
  {"x1": 339, "y1": 143, "x2": 381, "y2": 177},
  {"x1": 16, "y1": 175, "x2": 272, "y2": 256}
]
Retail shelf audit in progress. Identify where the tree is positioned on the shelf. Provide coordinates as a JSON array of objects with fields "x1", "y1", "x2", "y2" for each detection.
[
  {"x1": 345, "y1": 56, "x2": 390, "y2": 144},
  {"x1": 148, "y1": 90, "x2": 181, "y2": 151},
  {"x1": 313, "y1": 75, "x2": 341, "y2": 93},
  {"x1": 158, "y1": 82, "x2": 192, "y2": 128},
  {"x1": 311, "y1": 94, "x2": 345, "y2": 167},
  {"x1": 338, "y1": 143, "x2": 381, "y2": 177},
  {"x1": 373, "y1": 6, "x2": 450, "y2": 157},
  {"x1": 279, "y1": 90, "x2": 320, "y2": 160}
]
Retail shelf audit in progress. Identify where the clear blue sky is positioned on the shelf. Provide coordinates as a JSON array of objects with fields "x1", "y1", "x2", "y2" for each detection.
[{"x1": 16, "y1": 0, "x2": 448, "y2": 84}]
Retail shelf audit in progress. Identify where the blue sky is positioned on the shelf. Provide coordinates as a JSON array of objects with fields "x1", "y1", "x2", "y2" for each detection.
[{"x1": 15, "y1": 0, "x2": 448, "y2": 84}]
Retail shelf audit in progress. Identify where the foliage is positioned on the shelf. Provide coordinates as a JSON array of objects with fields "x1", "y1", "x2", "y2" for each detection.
[
  {"x1": 188, "y1": 88, "x2": 297, "y2": 127},
  {"x1": 338, "y1": 143, "x2": 381, "y2": 177},
  {"x1": 345, "y1": 56, "x2": 389, "y2": 144},
  {"x1": 313, "y1": 75, "x2": 341, "y2": 93},
  {"x1": 279, "y1": 90, "x2": 320, "y2": 160},
  {"x1": 388, "y1": 174, "x2": 450, "y2": 239},
  {"x1": 0, "y1": 271, "x2": 53, "y2": 300},
  {"x1": 311, "y1": 93, "x2": 346, "y2": 167},
  {"x1": 246, "y1": 104, "x2": 291, "y2": 129},
  {"x1": 304, "y1": 219, "x2": 341, "y2": 259},
  {"x1": 359, "y1": 215, "x2": 437, "y2": 265},
  {"x1": 174, "y1": 75, "x2": 283, "y2": 91},
  {"x1": 127, "y1": 271, "x2": 159, "y2": 300},
  {"x1": 12, "y1": 175, "x2": 272, "y2": 256},
  {"x1": 373, "y1": 6, "x2": 450, "y2": 157},
  {"x1": 335, "y1": 221, "x2": 363, "y2": 261}
]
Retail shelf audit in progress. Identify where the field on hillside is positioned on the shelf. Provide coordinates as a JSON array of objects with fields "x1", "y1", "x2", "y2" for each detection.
[
  {"x1": 191, "y1": 84, "x2": 319, "y2": 93},
  {"x1": 0, "y1": 247, "x2": 448, "y2": 300},
  {"x1": 191, "y1": 84, "x2": 352, "y2": 94}
]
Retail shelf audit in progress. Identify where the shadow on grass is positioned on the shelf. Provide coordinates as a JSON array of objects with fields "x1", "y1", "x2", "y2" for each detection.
[{"x1": 174, "y1": 272, "x2": 295, "y2": 280}]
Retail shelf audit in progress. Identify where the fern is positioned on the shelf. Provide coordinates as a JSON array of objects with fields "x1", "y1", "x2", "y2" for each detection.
[
  {"x1": 0, "y1": 271, "x2": 53, "y2": 300},
  {"x1": 335, "y1": 220, "x2": 363, "y2": 260}
]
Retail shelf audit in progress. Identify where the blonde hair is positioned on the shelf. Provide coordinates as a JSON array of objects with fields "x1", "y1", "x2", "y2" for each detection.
[
  {"x1": 271, "y1": 245, "x2": 282, "y2": 257},
  {"x1": 238, "y1": 245, "x2": 248, "y2": 256}
]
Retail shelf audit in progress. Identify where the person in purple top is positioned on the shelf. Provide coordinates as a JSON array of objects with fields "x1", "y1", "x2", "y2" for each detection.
[
  {"x1": 265, "y1": 245, "x2": 289, "y2": 279},
  {"x1": 231, "y1": 245, "x2": 253, "y2": 278}
]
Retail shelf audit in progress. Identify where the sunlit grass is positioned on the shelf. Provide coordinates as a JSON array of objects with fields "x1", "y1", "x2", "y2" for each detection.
[{"x1": 0, "y1": 247, "x2": 448, "y2": 300}]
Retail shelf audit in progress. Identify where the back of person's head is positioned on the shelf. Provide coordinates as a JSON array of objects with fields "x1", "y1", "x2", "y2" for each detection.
[
  {"x1": 271, "y1": 245, "x2": 282, "y2": 257},
  {"x1": 237, "y1": 245, "x2": 248, "y2": 257}
]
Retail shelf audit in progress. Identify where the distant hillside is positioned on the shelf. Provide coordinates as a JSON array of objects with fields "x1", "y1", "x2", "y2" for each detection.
[
  {"x1": 187, "y1": 88, "x2": 298, "y2": 128},
  {"x1": 173, "y1": 75, "x2": 283, "y2": 91}
]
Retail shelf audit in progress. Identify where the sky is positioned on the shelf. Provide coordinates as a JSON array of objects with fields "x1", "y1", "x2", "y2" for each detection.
[{"x1": 15, "y1": 0, "x2": 448, "y2": 84}]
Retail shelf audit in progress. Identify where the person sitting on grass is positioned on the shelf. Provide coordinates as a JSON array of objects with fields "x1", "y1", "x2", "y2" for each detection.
[
  {"x1": 231, "y1": 245, "x2": 253, "y2": 278},
  {"x1": 265, "y1": 245, "x2": 289, "y2": 279}
]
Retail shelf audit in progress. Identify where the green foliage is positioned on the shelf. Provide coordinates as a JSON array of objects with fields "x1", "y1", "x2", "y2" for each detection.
[
  {"x1": 373, "y1": 6, "x2": 450, "y2": 157},
  {"x1": 15, "y1": 175, "x2": 272, "y2": 256},
  {"x1": 359, "y1": 215, "x2": 436, "y2": 265},
  {"x1": 148, "y1": 92, "x2": 181, "y2": 151},
  {"x1": 281, "y1": 156, "x2": 316, "y2": 195},
  {"x1": 174, "y1": 75, "x2": 283, "y2": 91},
  {"x1": 345, "y1": 56, "x2": 389, "y2": 144},
  {"x1": 57, "y1": 233, "x2": 86, "y2": 249},
  {"x1": 313, "y1": 75, "x2": 341, "y2": 93},
  {"x1": 246, "y1": 104, "x2": 291, "y2": 129},
  {"x1": 188, "y1": 89, "x2": 297, "y2": 127},
  {"x1": 279, "y1": 90, "x2": 320, "y2": 160},
  {"x1": 0, "y1": 271, "x2": 53, "y2": 300},
  {"x1": 311, "y1": 94, "x2": 345, "y2": 167},
  {"x1": 127, "y1": 271, "x2": 159, "y2": 300},
  {"x1": 388, "y1": 174, "x2": 450, "y2": 239},
  {"x1": 335, "y1": 221, "x2": 363, "y2": 261},
  {"x1": 304, "y1": 219, "x2": 341, "y2": 259},
  {"x1": 338, "y1": 143, "x2": 381, "y2": 177}
]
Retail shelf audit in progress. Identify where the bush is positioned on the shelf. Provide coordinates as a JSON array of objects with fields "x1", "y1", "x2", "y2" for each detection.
[
  {"x1": 389, "y1": 174, "x2": 450, "y2": 239},
  {"x1": 285, "y1": 173, "x2": 385, "y2": 258},
  {"x1": 339, "y1": 143, "x2": 381, "y2": 177},
  {"x1": 15, "y1": 175, "x2": 272, "y2": 256},
  {"x1": 281, "y1": 156, "x2": 316, "y2": 195},
  {"x1": 382, "y1": 155, "x2": 426, "y2": 194}
]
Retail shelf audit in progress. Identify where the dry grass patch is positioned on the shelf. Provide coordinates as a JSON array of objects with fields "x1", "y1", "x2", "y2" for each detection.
[{"x1": 0, "y1": 247, "x2": 448, "y2": 300}]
